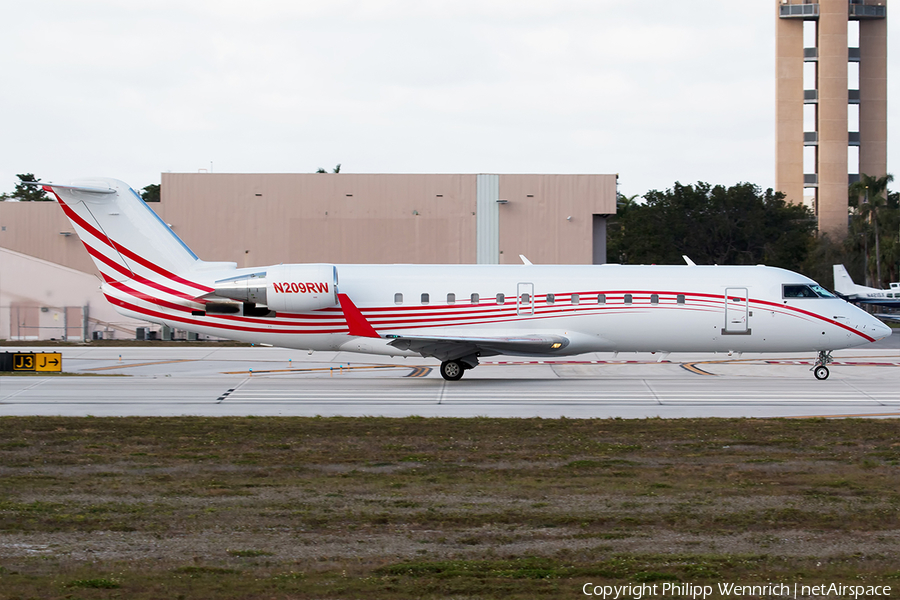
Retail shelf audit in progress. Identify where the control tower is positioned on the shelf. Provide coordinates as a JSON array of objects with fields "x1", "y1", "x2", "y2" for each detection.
[{"x1": 776, "y1": 0, "x2": 887, "y2": 237}]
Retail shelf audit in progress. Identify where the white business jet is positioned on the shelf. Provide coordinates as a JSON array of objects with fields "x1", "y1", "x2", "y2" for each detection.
[{"x1": 37, "y1": 179, "x2": 890, "y2": 381}]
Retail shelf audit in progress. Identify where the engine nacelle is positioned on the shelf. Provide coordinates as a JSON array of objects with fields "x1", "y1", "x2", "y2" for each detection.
[
  {"x1": 213, "y1": 264, "x2": 339, "y2": 313},
  {"x1": 266, "y1": 264, "x2": 339, "y2": 312}
]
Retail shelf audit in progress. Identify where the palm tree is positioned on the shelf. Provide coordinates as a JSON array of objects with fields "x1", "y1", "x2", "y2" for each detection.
[{"x1": 850, "y1": 173, "x2": 893, "y2": 286}]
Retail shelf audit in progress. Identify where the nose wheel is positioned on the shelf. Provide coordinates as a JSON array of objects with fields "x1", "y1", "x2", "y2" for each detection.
[{"x1": 811, "y1": 350, "x2": 833, "y2": 380}]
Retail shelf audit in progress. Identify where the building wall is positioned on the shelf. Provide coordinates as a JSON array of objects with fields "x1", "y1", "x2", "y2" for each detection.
[
  {"x1": 157, "y1": 173, "x2": 484, "y2": 267},
  {"x1": 155, "y1": 173, "x2": 616, "y2": 267},
  {"x1": 775, "y1": 6, "x2": 805, "y2": 206},
  {"x1": 496, "y1": 174, "x2": 616, "y2": 265},
  {"x1": 859, "y1": 16, "x2": 888, "y2": 179},
  {"x1": 0, "y1": 201, "x2": 96, "y2": 274},
  {"x1": 817, "y1": 0, "x2": 850, "y2": 236},
  {"x1": 0, "y1": 248, "x2": 148, "y2": 339}
]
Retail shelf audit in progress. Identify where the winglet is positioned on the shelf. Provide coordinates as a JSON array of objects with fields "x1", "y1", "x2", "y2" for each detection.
[{"x1": 338, "y1": 293, "x2": 380, "y2": 338}]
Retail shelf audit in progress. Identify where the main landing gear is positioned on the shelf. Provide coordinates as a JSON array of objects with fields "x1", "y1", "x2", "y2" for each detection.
[
  {"x1": 811, "y1": 350, "x2": 833, "y2": 380},
  {"x1": 440, "y1": 360, "x2": 465, "y2": 381},
  {"x1": 439, "y1": 355, "x2": 480, "y2": 381}
]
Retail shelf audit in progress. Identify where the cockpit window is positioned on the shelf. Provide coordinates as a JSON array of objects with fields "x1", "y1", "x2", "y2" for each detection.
[
  {"x1": 783, "y1": 284, "x2": 835, "y2": 298},
  {"x1": 809, "y1": 285, "x2": 835, "y2": 298}
]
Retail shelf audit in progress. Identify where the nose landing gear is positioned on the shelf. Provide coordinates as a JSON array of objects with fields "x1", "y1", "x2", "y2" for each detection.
[{"x1": 811, "y1": 350, "x2": 833, "y2": 380}]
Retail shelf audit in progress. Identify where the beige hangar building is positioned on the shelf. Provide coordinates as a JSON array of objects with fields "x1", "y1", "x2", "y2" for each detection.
[{"x1": 0, "y1": 173, "x2": 617, "y2": 340}]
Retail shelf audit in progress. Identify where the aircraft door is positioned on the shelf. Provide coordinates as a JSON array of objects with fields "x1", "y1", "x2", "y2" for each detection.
[
  {"x1": 723, "y1": 287, "x2": 750, "y2": 334},
  {"x1": 517, "y1": 282, "x2": 535, "y2": 316}
]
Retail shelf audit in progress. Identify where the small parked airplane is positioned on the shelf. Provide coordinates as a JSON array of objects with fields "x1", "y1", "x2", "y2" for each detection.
[
  {"x1": 38, "y1": 179, "x2": 891, "y2": 380},
  {"x1": 833, "y1": 264, "x2": 900, "y2": 307}
]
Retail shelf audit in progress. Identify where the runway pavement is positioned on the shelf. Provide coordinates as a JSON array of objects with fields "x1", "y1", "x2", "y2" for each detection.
[{"x1": 2, "y1": 341, "x2": 898, "y2": 418}]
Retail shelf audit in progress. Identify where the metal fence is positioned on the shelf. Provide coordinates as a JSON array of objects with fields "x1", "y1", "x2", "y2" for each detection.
[{"x1": 2, "y1": 305, "x2": 226, "y2": 342}]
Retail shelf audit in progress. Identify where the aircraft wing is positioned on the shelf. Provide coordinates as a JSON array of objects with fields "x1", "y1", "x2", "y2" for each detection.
[
  {"x1": 385, "y1": 333, "x2": 570, "y2": 362},
  {"x1": 338, "y1": 293, "x2": 569, "y2": 361}
]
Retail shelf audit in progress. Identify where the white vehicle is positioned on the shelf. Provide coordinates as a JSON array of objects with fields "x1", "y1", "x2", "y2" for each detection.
[
  {"x1": 39, "y1": 179, "x2": 890, "y2": 381},
  {"x1": 833, "y1": 264, "x2": 900, "y2": 307}
]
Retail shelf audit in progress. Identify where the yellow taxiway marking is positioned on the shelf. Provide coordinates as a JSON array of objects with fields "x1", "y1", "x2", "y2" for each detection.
[
  {"x1": 680, "y1": 363, "x2": 717, "y2": 376},
  {"x1": 405, "y1": 366, "x2": 433, "y2": 378}
]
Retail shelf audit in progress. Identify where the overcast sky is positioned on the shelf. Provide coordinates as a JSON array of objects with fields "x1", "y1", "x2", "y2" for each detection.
[{"x1": 2, "y1": 1, "x2": 898, "y2": 199}]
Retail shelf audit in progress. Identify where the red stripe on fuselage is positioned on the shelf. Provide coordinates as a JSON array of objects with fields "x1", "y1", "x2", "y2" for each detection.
[
  {"x1": 104, "y1": 283, "x2": 876, "y2": 344},
  {"x1": 105, "y1": 295, "x2": 351, "y2": 335}
]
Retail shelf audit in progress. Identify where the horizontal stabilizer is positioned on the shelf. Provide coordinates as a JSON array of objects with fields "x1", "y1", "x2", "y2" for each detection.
[{"x1": 38, "y1": 182, "x2": 116, "y2": 194}]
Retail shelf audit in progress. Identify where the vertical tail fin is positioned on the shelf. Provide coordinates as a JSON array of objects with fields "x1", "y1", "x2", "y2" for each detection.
[
  {"x1": 832, "y1": 264, "x2": 859, "y2": 297},
  {"x1": 44, "y1": 178, "x2": 201, "y2": 287}
]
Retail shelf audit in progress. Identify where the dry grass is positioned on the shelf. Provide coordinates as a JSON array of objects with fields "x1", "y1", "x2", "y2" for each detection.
[{"x1": 0, "y1": 416, "x2": 899, "y2": 598}]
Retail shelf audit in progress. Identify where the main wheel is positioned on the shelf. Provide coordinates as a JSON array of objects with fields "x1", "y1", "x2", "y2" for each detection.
[
  {"x1": 814, "y1": 365, "x2": 829, "y2": 380},
  {"x1": 440, "y1": 360, "x2": 465, "y2": 381}
]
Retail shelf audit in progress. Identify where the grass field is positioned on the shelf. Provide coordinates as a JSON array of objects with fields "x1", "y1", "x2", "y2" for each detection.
[{"x1": 0, "y1": 416, "x2": 898, "y2": 599}]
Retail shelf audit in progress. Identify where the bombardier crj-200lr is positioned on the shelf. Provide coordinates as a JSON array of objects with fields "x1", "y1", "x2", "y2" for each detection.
[{"x1": 37, "y1": 178, "x2": 891, "y2": 381}]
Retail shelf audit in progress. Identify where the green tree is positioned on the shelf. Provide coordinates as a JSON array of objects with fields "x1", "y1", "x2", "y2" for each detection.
[
  {"x1": 616, "y1": 192, "x2": 640, "y2": 213},
  {"x1": 849, "y1": 173, "x2": 894, "y2": 287},
  {"x1": 12, "y1": 173, "x2": 50, "y2": 201},
  {"x1": 316, "y1": 164, "x2": 341, "y2": 173},
  {"x1": 867, "y1": 189, "x2": 900, "y2": 285},
  {"x1": 141, "y1": 184, "x2": 160, "y2": 203},
  {"x1": 607, "y1": 182, "x2": 816, "y2": 271}
]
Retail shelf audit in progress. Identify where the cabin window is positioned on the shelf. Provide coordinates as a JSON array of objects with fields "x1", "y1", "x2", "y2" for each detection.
[
  {"x1": 394, "y1": 293, "x2": 403, "y2": 305},
  {"x1": 520, "y1": 293, "x2": 530, "y2": 304},
  {"x1": 597, "y1": 294, "x2": 606, "y2": 304},
  {"x1": 651, "y1": 294, "x2": 659, "y2": 305},
  {"x1": 677, "y1": 294, "x2": 685, "y2": 305},
  {"x1": 624, "y1": 294, "x2": 633, "y2": 304},
  {"x1": 571, "y1": 294, "x2": 580, "y2": 305},
  {"x1": 547, "y1": 293, "x2": 555, "y2": 304},
  {"x1": 471, "y1": 293, "x2": 480, "y2": 304},
  {"x1": 496, "y1": 293, "x2": 505, "y2": 304},
  {"x1": 447, "y1": 293, "x2": 456, "y2": 304},
  {"x1": 421, "y1": 293, "x2": 430, "y2": 304}
]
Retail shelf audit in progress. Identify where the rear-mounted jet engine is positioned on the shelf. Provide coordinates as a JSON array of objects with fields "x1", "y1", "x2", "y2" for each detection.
[{"x1": 212, "y1": 264, "x2": 339, "y2": 313}]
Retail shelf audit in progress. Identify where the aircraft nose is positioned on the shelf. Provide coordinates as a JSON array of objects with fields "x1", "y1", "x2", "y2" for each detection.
[{"x1": 873, "y1": 320, "x2": 892, "y2": 340}]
